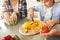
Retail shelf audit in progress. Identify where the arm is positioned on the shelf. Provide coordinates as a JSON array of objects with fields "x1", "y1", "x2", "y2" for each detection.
[
  {"x1": 45, "y1": 20, "x2": 60, "y2": 29},
  {"x1": 2, "y1": 0, "x2": 16, "y2": 22},
  {"x1": 3, "y1": 0, "x2": 17, "y2": 22},
  {"x1": 55, "y1": 20, "x2": 60, "y2": 24},
  {"x1": 2, "y1": 0, "x2": 10, "y2": 19},
  {"x1": 55, "y1": 30, "x2": 60, "y2": 36},
  {"x1": 41, "y1": 29, "x2": 60, "y2": 36},
  {"x1": 41, "y1": 20, "x2": 60, "y2": 36}
]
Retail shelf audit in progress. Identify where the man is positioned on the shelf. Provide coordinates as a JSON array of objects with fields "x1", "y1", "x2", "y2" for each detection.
[{"x1": 28, "y1": 0, "x2": 60, "y2": 36}]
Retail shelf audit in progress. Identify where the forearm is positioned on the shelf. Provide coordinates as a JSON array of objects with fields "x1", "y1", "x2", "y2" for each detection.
[
  {"x1": 45, "y1": 20, "x2": 60, "y2": 29},
  {"x1": 50, "y1": 20, "x2": 60, "y2": 36},
  {"x1": 52, "y1": 20, "x2": 60, "y2": 24},
  {"x1": 11, "y1": 11, "x2": 17, "y2": 17},
  {"x1": 56, "y1": 20, "x2": 60, "y2": 24},
  {"x1": 54, "y1": 30, "x2": 60, "y2": 36}
]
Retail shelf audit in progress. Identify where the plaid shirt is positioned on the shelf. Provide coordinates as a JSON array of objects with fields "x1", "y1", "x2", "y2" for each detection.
[{"x1": 2, "y1": 0, "x2": 27, "y2": 19}]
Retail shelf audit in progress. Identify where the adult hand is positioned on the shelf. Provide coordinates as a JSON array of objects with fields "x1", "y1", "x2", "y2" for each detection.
[
  {"x1": 4, "y1": 12, "x2": 13, "y2": 23},
  {"x1": 6, "y1": 18, "x2": 13, "y2": 23},
  {"x1": 11, "y1": 11, "x2": 17, "y2": 22},
  {"x1": 45, "y1": 20, "x2": 56, "y2": 29},
  {"x1": 40, "y1": 29, "x2": 57, "y2": 36}
]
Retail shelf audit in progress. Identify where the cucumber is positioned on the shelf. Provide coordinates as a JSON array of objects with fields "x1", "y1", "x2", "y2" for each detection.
[
  {"x1": 13, "y1": 35, "x2": 20, "y2": 40},
  {"x1": 10, "y1": 22, "x2": 15, "y2": 26}
]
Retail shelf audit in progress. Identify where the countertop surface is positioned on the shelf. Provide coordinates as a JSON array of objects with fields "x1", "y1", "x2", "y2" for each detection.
[{"x1": 0, "y1": 18, "x2": 60, "y2": 40}]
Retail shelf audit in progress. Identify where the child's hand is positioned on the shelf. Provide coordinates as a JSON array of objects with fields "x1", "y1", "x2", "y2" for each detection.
[{"x1": 28, "y1": 8, "x2": 34, "y2": 18}]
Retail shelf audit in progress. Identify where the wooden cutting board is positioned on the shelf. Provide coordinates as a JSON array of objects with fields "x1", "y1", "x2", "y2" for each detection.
[{"x1": 19, "y1": 21, "x2": 46, "y2": 35}]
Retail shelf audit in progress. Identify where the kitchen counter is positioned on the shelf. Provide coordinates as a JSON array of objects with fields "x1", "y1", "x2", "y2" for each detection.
[{"x1": 0, "y1": 18, "x2": 60, "y2": 40}]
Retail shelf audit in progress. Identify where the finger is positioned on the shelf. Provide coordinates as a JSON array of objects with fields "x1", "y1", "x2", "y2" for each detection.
[
  {"x1": 6, "y1": 19, "x2": 10, "y2": 23},
  {"x1": 14, "y1": 18, "x2": 16, "y2": 22},
  {"x1": 40, "y1": 29, "x2": 42, "y2": 34},
  {"x1": 11, "y1": 17, "x2": 13, "y2": 22},
  {"x1": 11, "y1": 17, "x2": 14, "y2": 22},
  {"x1": 9, "y1": 19, "x2": 11, "y2": 23}
]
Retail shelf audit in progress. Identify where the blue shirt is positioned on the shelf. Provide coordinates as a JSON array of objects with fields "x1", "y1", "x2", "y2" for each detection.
[{"x1": 32, "y1": 3, "x2": 60, "y2": 21}]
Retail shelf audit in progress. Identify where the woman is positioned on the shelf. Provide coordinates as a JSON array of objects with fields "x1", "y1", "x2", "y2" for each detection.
[
  {"x1": 28, "y1": 0, "x2": 60, "y2": 36},
  {"x1": 2, "y1": 0, "x2": 27, "y2": 23}
]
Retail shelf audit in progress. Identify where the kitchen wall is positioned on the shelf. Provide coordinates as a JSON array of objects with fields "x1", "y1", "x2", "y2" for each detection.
[
  {"x1": 26, "y1": 0, "x2": 37, "y2": 9},
  {"x1": 55, "y1": 0, "x2": 60, "y2": 2}
]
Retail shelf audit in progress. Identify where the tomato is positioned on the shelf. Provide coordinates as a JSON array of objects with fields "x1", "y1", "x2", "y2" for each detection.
[{"x1": 41, "y1": 25, "x2": 50, "y2": 33}]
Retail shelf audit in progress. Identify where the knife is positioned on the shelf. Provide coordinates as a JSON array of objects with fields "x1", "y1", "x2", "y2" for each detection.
[
  {"x1": 31, "y1": 18, "x2": 34, "y2": 25},
  {"x1": 32, "y1": 18, "x2": 34, "y2": 22}
]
